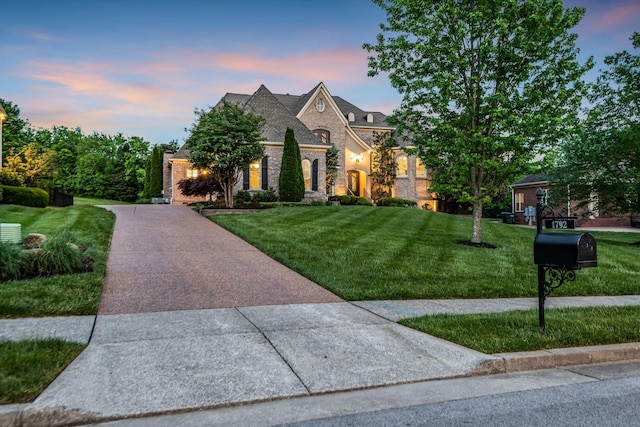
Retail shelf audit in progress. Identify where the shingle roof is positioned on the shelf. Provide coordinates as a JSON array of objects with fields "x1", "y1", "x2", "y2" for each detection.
[
  {"x1": 511, "y1": 173, "x2": 548, "y2": 186},
  {"x1": 236, "y1": 85, "x2": 323, "y2": 146}
]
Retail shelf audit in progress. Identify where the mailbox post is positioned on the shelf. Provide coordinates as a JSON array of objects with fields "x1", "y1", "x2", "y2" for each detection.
[{"x1": 534, "y1": 188, "x2": 597, "y2": 332}]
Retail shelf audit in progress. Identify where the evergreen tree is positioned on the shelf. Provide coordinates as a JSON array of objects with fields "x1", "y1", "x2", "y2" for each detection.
[
  {"x1": 278, "y1": 127, "x2": 305, "y2": 202},
  {"x1": 148, "y1": 145, "x2": 163, "y2": 198},
  {"x1": 143, "y1": 156, "x2": 152, "y2": 198}
]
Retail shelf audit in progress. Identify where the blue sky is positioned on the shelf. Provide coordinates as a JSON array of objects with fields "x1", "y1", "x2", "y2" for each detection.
[{"x1": 1, "y1": 0, "x2": 638, "y2": 145}]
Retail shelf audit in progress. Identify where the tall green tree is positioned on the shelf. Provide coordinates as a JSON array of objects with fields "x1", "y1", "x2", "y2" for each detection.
[
  {"x1": 552, "y1": 32, "x2": 640, "y2": 216},
  {"x1": 186, "y1": 100, "x2": 265, "y2": 208},
  {"x1": 147, "y1": 145, "x2": 163, "y2": 198},
  {"x1": 370, "y1": 131, "x2": 396, "y2": 202},
  {"x1": 0, "y1": 99, "x2": 34, "y2": 166},
  {"x1": 364, "y1": 0, "x2": 592, "y2": 244},
  {"x1": 279, "y1": 127, "x2": 305, "y2": 202}
]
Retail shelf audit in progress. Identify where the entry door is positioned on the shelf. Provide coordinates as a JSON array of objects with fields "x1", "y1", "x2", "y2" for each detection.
[{"x1": 347, "y1": 171, "x2": 360, "y2": 196}]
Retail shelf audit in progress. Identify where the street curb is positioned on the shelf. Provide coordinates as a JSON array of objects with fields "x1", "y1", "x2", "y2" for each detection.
[
  {"x1": 3, "y1": 343, "x2": 639, "y2": 427},
  {"x1": 493, "y1": 342, "x2": 640, "y2": 373}
]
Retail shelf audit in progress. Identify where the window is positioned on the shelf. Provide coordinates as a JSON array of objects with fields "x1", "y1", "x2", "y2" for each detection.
[
  {"x1": 313, "y1": 129, "x2": 330, "y2": 144},
  {"x1": 515, "y1": 192, "x2": 524, "y2": 212},
  {"x1": 348, "y1": 112, "x2": 355, "y2": 122},
  {"x1": 316, "y1": 98, "x2": 325, "y2": 112},
  {"x1": 396, "y1": 156, "x2": 408, "y2": 177},
  {"x1": 416, "y1": 158, "x2": 426, "y2": 177},
  {"x1": 302, "y1": 159, "x2": 311, "y2": 190},
  {"x1": 186, "y1": 168, "x2": 198, "y2": 178},
  {"x1": 366, "y1": 113, "x2": 374, "y2": 123},
  {"x1": 249, "y1": 161, "x2": 260, "y2": 189}
]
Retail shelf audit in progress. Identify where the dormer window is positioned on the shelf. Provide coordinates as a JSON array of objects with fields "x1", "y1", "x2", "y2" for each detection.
[
  {"x1": 366, "y1": 113, "x2": 374, "y2": 123},
  {"x1": 348, "y1": 112, "x2": 355, "y2": 122},
  {"x1": 315, "y1": 98, "x2": 325, "y2": 112}
]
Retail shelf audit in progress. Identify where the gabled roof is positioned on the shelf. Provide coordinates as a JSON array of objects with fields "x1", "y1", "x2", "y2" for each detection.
[
  {"x1": 223, "y1": 84, "x2": 323, "y2": 146},
  {"x1": 511, "y1": 173, "x2": 548, "y2": 187}
]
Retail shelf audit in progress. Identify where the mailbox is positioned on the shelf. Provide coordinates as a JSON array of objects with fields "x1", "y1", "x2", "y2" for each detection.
[{"x1": 534, "y1": 232, "x2": 597, "y2": 269}]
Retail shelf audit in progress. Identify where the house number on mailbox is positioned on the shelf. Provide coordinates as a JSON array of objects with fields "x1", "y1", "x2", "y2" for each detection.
[{"x1": 545, "y1": 218, "x2": 576, "y2": 229}]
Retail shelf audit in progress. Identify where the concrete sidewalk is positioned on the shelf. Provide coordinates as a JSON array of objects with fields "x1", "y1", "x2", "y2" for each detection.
[{"x1": 2, "y1": 204, "x2": 640, "y2": 426}]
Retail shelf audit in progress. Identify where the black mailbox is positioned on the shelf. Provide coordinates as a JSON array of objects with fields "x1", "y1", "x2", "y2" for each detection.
[{"x1": 534, "y1": 232, "x2": 597, "y2": 269}]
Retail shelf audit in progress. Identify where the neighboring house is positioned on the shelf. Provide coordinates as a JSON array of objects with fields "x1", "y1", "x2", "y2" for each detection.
[
  {"x1": 164, "y1": 82, "x2": 436, "y2": 208},
  {"x1": 510, "y1": 174, "x2": 631, "y2": 227}
]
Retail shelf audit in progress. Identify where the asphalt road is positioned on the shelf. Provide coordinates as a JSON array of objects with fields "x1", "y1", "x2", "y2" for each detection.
[{"x1": 284, "y1": 361, "x2": 640, "y2": 427}]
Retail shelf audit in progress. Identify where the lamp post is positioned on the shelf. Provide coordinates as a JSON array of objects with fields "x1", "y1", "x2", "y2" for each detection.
[{"x1": 0, "y1": 103, "x2": 7, "y2": 170}]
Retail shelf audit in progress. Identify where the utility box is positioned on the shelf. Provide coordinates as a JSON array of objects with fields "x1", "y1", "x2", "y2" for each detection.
[
  {"x1": 0, "y1": 223, "x2": 22, "y2": 244},
  {"x1": 534, "y1": 232, "x2": 597, "y2": 269}
]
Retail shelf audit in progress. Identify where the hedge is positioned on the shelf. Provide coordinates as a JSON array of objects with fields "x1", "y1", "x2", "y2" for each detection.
[
  {"x1": 377, "y1": 197, "x2": 418, "y2": 207},
  {"x1": 0, "y1": 186, "x2": 49, "y2": 208}
]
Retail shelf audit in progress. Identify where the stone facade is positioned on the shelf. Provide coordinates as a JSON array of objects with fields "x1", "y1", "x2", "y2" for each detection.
[{"x1": 165, "y1": 82, "x2": 435, "y2": 207}]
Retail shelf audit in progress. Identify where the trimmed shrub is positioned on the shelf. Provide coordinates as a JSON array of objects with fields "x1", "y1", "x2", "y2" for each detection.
[
  {"x1": 279, "y1": 127, "x2": 305, "y2": 202},
  {"x1": 0, "y1": 241, "x2": 28, "y2": 281},
  {"x1": 252, "y1": 188, "x2": 278, "y2": 203},
  {"x1": 236, "y1": 190, "x2": 252, "y2": 203},
  {"x1": 330, "y1": 195, "x2": 372, "y2": 206},
  {"x1": 0, "y1": 186, "x2": 49, "y2": 208},
  {"x1": 0, "y1": 169, "x2": 23, "y2": 187},
  {"x1": 377, "y1": 197, "x2": 418, "y2": 208},
  {"x1": 310, "y1": 200, "x2": 326, "y2": 206}
]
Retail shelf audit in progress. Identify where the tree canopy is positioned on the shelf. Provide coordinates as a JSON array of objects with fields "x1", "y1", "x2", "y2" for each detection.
[
  {"x1": 364, "y1": 0, "x2": 592, "y2": 243},
  {"x1": 186, "y1": 100, "x2": 265, "y2": 208},
  {"x1": 552, "y1": 32, "x2": 640, "y2": 216}
]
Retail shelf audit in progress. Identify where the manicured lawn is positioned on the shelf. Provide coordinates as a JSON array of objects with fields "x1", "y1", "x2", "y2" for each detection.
[
  {"x1": 0, "y1": 339, "x2": 86, "y2": 404},
  {"x1": 210, "y1": 206, "x2": 640, "y2": 300},
  {"x1": 400, "y1": 305, "x2": 640, "y2": 354},
  {"x1": 73, "y1": 196, "x2": 130, "y2": 206},
  {"x1": 0, "y1": 204, "x2": 115, "y2": 318}
]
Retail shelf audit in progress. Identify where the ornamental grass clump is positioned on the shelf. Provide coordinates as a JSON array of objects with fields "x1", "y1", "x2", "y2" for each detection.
[
  {"x1": 0, "y1": 241, "x2": 27, "y2": 281},
  {"x1": 31, "y1": 231, "x2": 84, "y2": 276}
]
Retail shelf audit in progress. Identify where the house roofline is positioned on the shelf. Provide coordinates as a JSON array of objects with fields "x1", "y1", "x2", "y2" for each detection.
[{"x1": 509, "y1": 181, "x2": 548, "y2": 189}]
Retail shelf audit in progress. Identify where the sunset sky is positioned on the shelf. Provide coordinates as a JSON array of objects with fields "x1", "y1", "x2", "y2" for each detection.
[{"x1": 2, "y1": 0, "x2": 638, "y2": 145}]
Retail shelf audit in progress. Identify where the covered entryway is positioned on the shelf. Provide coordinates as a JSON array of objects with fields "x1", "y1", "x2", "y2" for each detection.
[{"x1": 347, "y1": 170, "x2": 360, "y2": 196}]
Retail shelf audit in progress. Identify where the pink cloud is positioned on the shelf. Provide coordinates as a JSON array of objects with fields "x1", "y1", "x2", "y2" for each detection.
[{"x1": 587, "y1": 3, "x2": 640, "y2": 32}]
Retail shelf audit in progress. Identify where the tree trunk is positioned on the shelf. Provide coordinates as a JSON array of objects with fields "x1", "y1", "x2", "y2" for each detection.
[
  {"x1": 225, "y1": 182, "x2": 234, "y2": 208},
  {"x1": 471, "y1": 200, "x2": 483, "y2": 244}
]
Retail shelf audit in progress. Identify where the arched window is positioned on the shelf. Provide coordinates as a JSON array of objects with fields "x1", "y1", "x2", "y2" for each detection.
[
  {"x1": 302, "y1": 159, "x2": 311, "y2": 190},
  {"x1": 416, "y1": 158, "x2": 426, "y2": 177},
  {"x1": 348, "y1": 112, "x2": 355, "y2": 122},
  {"x1": 396, "y1": 156, "x2": 408, "y2": 177},
  {"x1": 313, "y1": 129, "x2": 330, "y2": 144}
]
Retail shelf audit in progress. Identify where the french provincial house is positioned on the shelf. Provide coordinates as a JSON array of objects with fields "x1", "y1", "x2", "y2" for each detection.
[{"x1": 163, "y1": 82, "x2": 436, "y2": 208}]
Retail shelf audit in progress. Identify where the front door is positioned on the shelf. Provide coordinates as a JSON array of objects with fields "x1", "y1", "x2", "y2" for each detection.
[{"x1": 347, "y1": 170, "x2": 360, "y2": 196}]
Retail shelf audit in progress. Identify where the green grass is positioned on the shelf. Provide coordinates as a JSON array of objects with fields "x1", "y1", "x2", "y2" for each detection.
[
  {"x1": 0, "y1": 204, "x2": 115, "y2": 318},
  {"x1": 72, "y1": 196, "x2": 129, "y2": 206},
  {"x1": 210, "y1": 206, "x2": 640, "y2": 300},
  {"x1": 0, "y1": 339, "x2": 86, "y2": 404},
  {"x1": 400, "y1": 305, "x2": 640, "y2": 354}
]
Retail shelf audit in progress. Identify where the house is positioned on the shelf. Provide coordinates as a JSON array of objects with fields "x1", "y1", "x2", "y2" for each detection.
[
  {"x1": 510, "y1": 174, "x2": 631, "y2": 227},
  {"x1": 164, "y1": 82, "x2": 436, "y2": 208}
]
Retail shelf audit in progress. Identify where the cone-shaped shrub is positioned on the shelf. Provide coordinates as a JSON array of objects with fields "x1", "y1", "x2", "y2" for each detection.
[{"x1": 278, "y1": 128, "x2": 305, "y2": 202}]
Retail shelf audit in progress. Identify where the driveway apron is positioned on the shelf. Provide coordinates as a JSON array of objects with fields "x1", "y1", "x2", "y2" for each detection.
[{"x1": 98, "y1": 204, "x2": 342, "y2": 314}]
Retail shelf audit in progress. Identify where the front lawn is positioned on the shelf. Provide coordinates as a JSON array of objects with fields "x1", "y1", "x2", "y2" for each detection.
[
  {"x1": 210, "y1": 206, "x2": 640, "y2": 300},
  {"x1": 400, "y1": 305, "x2": 640, "y2": 354},
  {"x1": 0, "y1": 204, "x2": 115, "y2": 318},
  {"x1": 0, "y1": 339, "x2": 86, "y2": 404}
]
